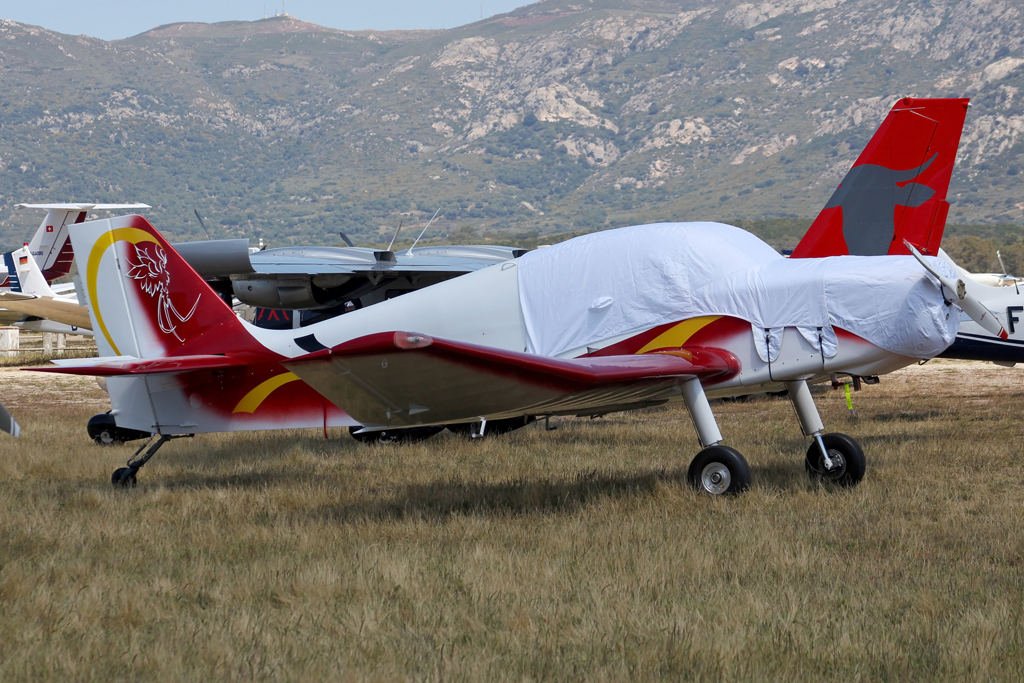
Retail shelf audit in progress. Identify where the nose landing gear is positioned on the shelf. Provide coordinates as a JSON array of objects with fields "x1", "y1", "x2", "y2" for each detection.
[{"x1": 786, "y1": 379, "x2": 866, "y2": 487}]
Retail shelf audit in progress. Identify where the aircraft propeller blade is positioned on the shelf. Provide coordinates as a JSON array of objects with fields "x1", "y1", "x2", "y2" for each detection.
[
  {"x1": 0, "y1": 401, "x2": 21, "y2": 437},
  {"x1": 905, "y1": 239, "x2": 1009, "y2": 340}
]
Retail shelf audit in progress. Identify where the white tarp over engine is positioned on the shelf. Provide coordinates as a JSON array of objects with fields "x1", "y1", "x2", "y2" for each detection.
[{"x1": 517, "y1": 222, "x2": 959, "y2": 360}]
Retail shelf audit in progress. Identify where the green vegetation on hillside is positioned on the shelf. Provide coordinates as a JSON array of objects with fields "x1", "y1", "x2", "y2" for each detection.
[{"x1": 2, "y1": 1, "x2": 1023, "y2": 251}]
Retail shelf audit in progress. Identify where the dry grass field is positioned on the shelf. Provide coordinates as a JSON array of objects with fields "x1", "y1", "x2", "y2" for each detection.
[{"x1": 1, "y1": 360, "x2": 1023, "y2": 681}]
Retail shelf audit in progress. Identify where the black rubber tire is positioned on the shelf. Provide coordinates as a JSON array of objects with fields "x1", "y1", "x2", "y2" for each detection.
[
  {"x1": 805, "y1": 432, "x2": 866, "y2": 487},
  {"x1": 348, "y1": 425, "x2": 445, "y2": 444},
  {"x1": 111, "y1": 467, "x2": 137, "y2": 488},
  {"x1": 687, "y1": 445, "x2": 751, "y2": 496}
]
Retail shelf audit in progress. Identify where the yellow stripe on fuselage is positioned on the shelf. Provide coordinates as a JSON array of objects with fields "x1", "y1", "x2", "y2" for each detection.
[
  {"x1": 636, "y1": 316, "x2": 721, "y2": 354},
  {"x1": 232, "y1": 373, "x2": 301, "y2": 414}
]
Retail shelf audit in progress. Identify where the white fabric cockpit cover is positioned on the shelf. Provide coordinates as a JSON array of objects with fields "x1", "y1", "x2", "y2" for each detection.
[{"x1": 517, "y1": 222, "x2": 958, "y2": 360}]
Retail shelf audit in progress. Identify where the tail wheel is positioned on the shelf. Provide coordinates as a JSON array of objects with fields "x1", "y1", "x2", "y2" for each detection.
[
  {"x1": 111, "y1": 467, "x2": 137, "y2": 487},
  {"x1": 687, "y1": 445, "x2": 751, "y2": 496},
  {"x1": 805, "y1": 433, "x2": 866, "y2": 487}
]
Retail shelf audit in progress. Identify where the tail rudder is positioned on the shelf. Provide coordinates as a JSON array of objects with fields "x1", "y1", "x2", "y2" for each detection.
[
  {"x1": 792, "y1": 97, "x2": 969, "y2": 258},
  {"x1": 70, "y1": 214, "x2": 257, "y2": 359},
  {"x1": 3, "y1": 250, "x2": 22, "y2": 292},
  {"x1": 5, "y1": 245, "x2": 56, "y2": 297}
]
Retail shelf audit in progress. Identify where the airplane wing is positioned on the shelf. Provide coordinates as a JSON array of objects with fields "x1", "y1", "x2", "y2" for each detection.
[
  {"x1": 0, "y1": 293, "x2": 92, "y2": 330},
  {"x1": 283, "y1": 331, "x2": 739, "y2": 428},
  {"x1": 171, "y1": 241, "x2": 526, "y2": 279},
  {"x1": 247, "y1": 245, "x2": 526, "y2": 277}
]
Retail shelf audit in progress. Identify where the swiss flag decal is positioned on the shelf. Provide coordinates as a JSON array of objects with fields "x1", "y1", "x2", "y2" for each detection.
[{"x1": 46, "y1": 225, "x2": 54, "y2": 232}]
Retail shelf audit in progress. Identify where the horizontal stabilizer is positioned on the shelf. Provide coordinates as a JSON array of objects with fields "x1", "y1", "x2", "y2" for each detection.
[
  {"x1": 17, "y1": 203, "x2": 151, "y2": 211},
  {"x1": 284, "y1": 331, "x2": 739, "y2": 427},
  {"x1": 27, "y1": 354, "x2": 247, "y2": 376}
]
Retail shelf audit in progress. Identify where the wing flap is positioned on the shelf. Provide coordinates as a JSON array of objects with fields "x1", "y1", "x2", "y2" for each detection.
[
  {"x1": 26, "y1": 354, "x2": 247, "y2": 376},
  {"x1": 284, "y1": 331, "x2": 739, "y2": 427}
]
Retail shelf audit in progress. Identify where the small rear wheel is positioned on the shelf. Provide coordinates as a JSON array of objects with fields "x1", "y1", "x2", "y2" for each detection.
[
  {"x1": 687, "y1": 445, "x2": 751, "y2": 496},
  {"x1": 111, "y1": 467, "x2": 137, "y2": 488},
  {"x1": 805, "y1": 433, "x2": 865, "y2": 487}
]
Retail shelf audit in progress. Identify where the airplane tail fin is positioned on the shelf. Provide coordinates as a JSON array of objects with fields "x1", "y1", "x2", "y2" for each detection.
[
  {"x1": 4, "y1": 245, "x2": 56, "y2": 297},
  {"x1": 18, "y1": 203, "x2": 150, "y2": 282},
  {"x1": 70, "y1": 214, "x2": 256, "y2": 359},
  {"x1": 791, "y1": 97, "x2": 969, "y2": 258}
]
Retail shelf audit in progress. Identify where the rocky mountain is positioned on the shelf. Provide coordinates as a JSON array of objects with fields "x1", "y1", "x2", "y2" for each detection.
[{"x1": 1, "y1": 0, "x2": 1023, "y2": 252}]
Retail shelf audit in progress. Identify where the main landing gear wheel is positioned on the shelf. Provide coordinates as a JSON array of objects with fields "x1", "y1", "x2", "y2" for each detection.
[
  {"x1": 805, "y1": 433, "x2": 866, "y2": 487},
  {"x1": 687, "y1": 445, "x2": 751, "y2": 496}
]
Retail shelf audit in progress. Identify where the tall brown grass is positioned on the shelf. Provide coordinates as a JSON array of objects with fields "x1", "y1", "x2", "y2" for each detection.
[{"x1": 0, "y1": 361, "x2": 1022, "y2": 681}]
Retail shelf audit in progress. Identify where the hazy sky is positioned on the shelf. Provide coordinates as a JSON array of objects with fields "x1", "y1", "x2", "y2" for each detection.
[{"x1": 1, "y1": 0, "x2": 535, "y2": 40}]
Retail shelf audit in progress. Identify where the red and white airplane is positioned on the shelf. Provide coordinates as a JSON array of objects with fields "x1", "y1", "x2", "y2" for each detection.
[{"x1": 32, "y1": 98, "x2": 983, "y2": 495}]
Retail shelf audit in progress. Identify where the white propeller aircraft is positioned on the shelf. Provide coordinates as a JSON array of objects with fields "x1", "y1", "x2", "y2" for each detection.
[{"x1": 29, "y1": 98, "x2": 988, "y2": 494}]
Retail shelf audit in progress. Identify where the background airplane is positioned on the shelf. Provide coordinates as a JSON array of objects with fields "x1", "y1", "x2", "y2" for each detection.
[
  {"x1": 173, "y1": 231, "x2": 527, "y2": 314},
  {"x1": 5, "y1": 203, "x2": 150, "y2": 285},
  {"x1": 935, "y1": 254, "x2": 1024, "y2": 365},
  {"x1": 0, "y1": 203, "x2": 148, "y2": 327},
  {"x1": 0, "y1": 245, "x2": 92, "y2": 334}
]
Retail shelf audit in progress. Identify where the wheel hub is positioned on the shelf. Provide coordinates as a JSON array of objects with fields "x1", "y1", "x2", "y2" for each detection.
[
  {"x1": 820, "y1": 450, "x2": 846, "y2": 478},
  {"x1": 700, "y1": 462, "x2": 732, "y2": 495}
]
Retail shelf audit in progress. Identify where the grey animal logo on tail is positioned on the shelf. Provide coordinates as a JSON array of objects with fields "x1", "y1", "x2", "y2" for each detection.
[{"x1": 824, "y1": 153, "x2": 937, "y2": 255}]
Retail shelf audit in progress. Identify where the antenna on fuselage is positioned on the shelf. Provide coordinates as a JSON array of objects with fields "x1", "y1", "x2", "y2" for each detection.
[
  {"x1": 386, "y1": 220, "x2": 403, "y2": 252},
  {"x1": 339, "y1": 231, "x2": 355, "y2": 248},
  {"x1": 406, "y1": 208, "x2": 442, "y2": 255}
]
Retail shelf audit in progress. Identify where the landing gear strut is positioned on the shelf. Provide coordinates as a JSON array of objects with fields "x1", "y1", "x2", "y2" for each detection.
[
  {"x1": 681, "y1": 378, "x2": 751, "y2": 496},
  {"x1": 786, "y1": 379, "x2": 866, "y2": 487},
  {"x1": 111, "y1": 434, "x2": 192, "y2": 487}
]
